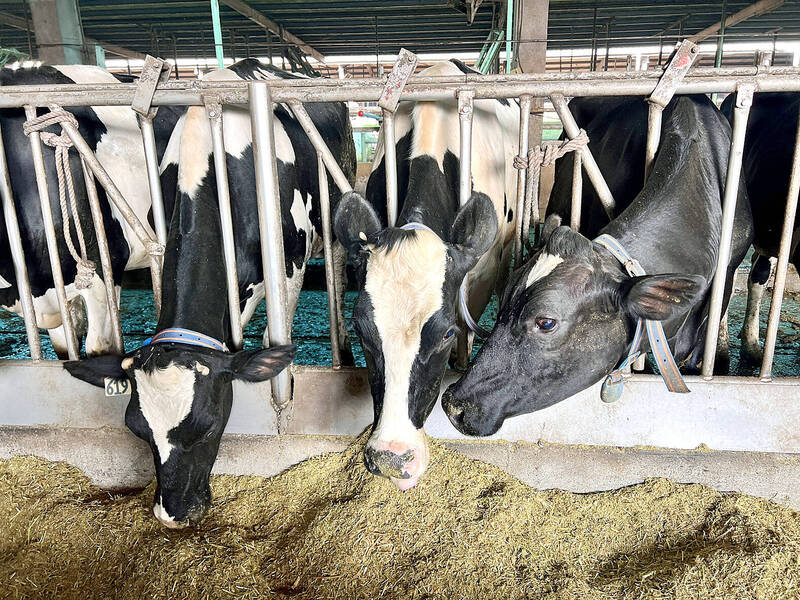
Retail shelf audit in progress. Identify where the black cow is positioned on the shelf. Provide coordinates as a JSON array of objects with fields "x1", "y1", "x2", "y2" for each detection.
[
  {"x1": 442, "y1": 95, "x2": 753, "y2": 437},
  {"x1": 0, "y1": 64, "x2": 183, "y2": 358},
  {"x1": 65, "y1": 59, "x2": 354, "y2": 527},
  {"x1": 720, "y1": 92, "x2": 800, "y2": 362}
]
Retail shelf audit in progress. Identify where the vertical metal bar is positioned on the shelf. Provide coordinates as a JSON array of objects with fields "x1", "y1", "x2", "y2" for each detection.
[
  {"x1": 0, "y1": 120, "x2": 41, "y2": 359},
  {"x1": 457, "y1": 90, "x2": 475, "y2": 369},
  {"x1": 383, "y1": 109, "x2": 398, "y2": 226},
  {"x1": 210, "y1": 0, "x2": 225, "y2": 69},
  {"x1": 139, "y1": 115, "x2": 168, "y2": 246},
  {"x1": 505, "y1": 0, "x2": 514, "y2": 73},
  {"x1": 249, "y1": 82, "x2": 292, "y2": 413},
  {"x1": 701, "y1": 84, "x2": 754, "y2": 379},
  {"x1": 645, "y1": 102, "x2": 663, "y2": 182},
  {"x1": 514, "y1": 95, "x2": 531, "y2": 265},
  {"x1": 570, "y1": 150, "x2": 582, "y2": 231},
  {"x1": 317, "y1": 152, "x2": 341, "y2": 368},
  {"x1": 715, "y1": 0, "x2": 728, "y2": 68},
  {"x1": 80, "y1": 159, "x2": 123, "y2": 355},
  {"x1": 24, "y1": 105, "x2": 79, "y2": 360},
  {"x1": 207, "y1": 101, "x2": 243, "y2": 351},
  {"x1": 760, "y1": 110, "x2": 800, "y2": 381},
  {"x1": 550, "y1": 93, "x2": 616, "y2": 219}
]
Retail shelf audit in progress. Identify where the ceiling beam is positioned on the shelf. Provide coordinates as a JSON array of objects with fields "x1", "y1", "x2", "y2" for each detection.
[
  {"x1": 219, "y1": 0, "x2": 325, "y2": 62},
  {"x1": 690, "y1": 0, "x2": 785, "y2": 43},
  {"x1": 0, "y1": 10, "x2": 145, "y2": 59}
]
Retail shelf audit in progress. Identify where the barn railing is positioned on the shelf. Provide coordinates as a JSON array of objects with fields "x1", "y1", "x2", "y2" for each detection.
[{"x1": 2, "y1": 53, "x2": 800, "y2": 418}]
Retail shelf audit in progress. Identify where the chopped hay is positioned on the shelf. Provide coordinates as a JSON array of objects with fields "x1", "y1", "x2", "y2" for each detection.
[{"x1": 1, "y1": 436, "x2": 799, "y2": 600}]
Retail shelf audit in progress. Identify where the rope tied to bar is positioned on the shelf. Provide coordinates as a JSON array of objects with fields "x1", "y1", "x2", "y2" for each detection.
[{"x1": 23, "y1": 108, "x2": 96, "y2": 290}]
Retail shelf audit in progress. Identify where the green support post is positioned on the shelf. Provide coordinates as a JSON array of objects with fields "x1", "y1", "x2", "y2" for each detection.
[
  {"x1": 506, "y1": 0, "x2": 514, "y2": 73},
  {"x1": 210, "y1": 0, "x2": 225, "y2": 69}
]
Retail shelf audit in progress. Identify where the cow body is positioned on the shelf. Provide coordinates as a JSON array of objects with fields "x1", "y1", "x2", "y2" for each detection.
[
  {"x1": 0, "y1": 65, "x2": 182, "y2": 357},
  {"x1": 333, "y1": 60, "x2": 519, "y2": 487},
  {"x1": 66, "y1": 59, "x2": 352, "y2": 527},
  {"x1": 443, "y1": 95, "x2": 753, "y2": 437},
  {"x1": 720, "y1": 92, "x2": 800, "y2": 362}
]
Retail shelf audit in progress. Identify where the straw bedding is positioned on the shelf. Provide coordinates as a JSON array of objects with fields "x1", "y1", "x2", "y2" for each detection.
[{"x1": 1, "y1": 436, "x2": 799, "y2": 600}]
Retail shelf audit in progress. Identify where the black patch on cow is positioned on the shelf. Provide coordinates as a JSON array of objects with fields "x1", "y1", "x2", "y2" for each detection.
[
  {"x1": 229, "y1": 58, "x2": 309, "y2": 80},
  {"x1": 507, "y1": 208, "x2": 514, "y2": 223},
  {"x1": 447, "y1": 59, "x2": 509, "y2": 106},
  {"x1": 750, "y1": 253, "x2": 772, "y2": 286}
]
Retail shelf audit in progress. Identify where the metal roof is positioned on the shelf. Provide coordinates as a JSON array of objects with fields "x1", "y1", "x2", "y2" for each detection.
[{"x1": 0, "y1": 1, "x2": 799, "y2": 62}]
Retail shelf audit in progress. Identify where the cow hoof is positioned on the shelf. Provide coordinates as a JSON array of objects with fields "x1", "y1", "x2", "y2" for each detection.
[{"x1": 739, "y1": 344, "x2": 763, "y2": 365}]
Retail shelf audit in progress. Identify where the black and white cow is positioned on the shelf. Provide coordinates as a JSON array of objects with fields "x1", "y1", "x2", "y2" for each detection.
[
  {"x1": 0, "y1": 65, "x2": 183, "y2": 357},
  {"x1": 333, "y1": 60, "x2": 519, "y2": 489},
  {"x1": 720, "y1": 92, "x2": 800, "y2": 362},
  {"x1": 66, "y1": 59, "x2": 354, "y2": 527},
  {"x1": 442, "y1": 95, "x2": 753, "y2": 437}
]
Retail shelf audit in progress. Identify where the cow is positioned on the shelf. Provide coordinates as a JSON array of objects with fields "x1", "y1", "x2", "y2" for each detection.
[
  {"x1": 65, "y1": 58, "x2": 354, "y2": 527},
  {"x1": 0, "y1": 64, "x2": 183, "y2": 358},
  {"x1": 442, "y1": 94, "x2": 753, "y2": 437},
  {"x1": 720, "y1": 92, "x2": 800, "y2": 363},
  {"x1": 333, "y1": 59, "x2": 519, "y2": 489}
]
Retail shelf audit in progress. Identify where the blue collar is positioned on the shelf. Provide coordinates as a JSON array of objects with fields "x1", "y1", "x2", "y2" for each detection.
[
  {"x1": 141, "y1": 328, "x2": 227, "y2": 352},
  {"x1": 594, "y1": 233, "x2": 689, "y2": 402},
  {"x1": 401, "y1": 222, "x2": 491, "y2": 338}
]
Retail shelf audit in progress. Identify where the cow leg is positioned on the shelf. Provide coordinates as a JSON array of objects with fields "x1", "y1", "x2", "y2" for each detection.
[
  {"x1": 48, "y1": 324, "x2": 70, "y2": 359},
  {"x1": 262, "y1": 263, "x2": 305, "y2": 349},
  {"x1": 333, "y1": 241, "x2": 354, "y2": 365},
  {"x1": 80, "y1": 275, "x2": 119, "y2": 356},
  {"x1": 715, "y1": 306, "x2": 731, "y2": 375},
  {"x1": 739, "y1": 254, "x2": 774, "y2": 363}
]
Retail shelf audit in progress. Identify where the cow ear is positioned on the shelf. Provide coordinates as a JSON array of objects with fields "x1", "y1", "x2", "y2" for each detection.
[
  {"x1": 621, "y1": 274, "x2": 706, "y2": 321},
  {"x1": 450, "y1": 192, "x2": 498, "y2": 261},
  {"x1": 333, "y1": 191, "x2": 382, "y2": 256},
  {"x1": 64, "y1": 355, "x2": 126, "y2": 388},
  {"x1": 228, "y1": 344, "x2": 296, "y2": 382}
]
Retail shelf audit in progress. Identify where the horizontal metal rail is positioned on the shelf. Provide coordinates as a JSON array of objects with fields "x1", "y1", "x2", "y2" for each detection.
[{"x1": 1, "y1": 68, "x2": 800, "y2": 108}]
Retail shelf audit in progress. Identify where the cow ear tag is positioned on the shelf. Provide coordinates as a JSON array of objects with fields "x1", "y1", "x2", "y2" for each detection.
[{"x1": 600, "y1": 351, "x2": 640, "y2": 404}]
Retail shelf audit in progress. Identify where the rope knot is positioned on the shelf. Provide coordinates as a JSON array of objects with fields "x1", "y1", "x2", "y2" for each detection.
[{"x1": 24, "y1": 107, "x2": 96, "y2": 290}]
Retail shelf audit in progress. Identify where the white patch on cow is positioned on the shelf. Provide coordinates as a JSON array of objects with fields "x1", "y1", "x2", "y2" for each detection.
[
  {"x1": 178, "y1": 106, "x2": 213, "y2": 199},
  {"x1": 195, "y1": 363, "x2": 210, "y2": 376},
  {"x1": 365, "y1": 230, "x2": 447, "y2": 445},
  {"x1": 55, "y1": 65, "x2": 154, "y2": 270},
  {"x1": 153, "y1": 494, "x2": 183, "y2": 528},
  {"x1": 526, "y1": 253, "x2": 564, "y2": 287},
  {"x1": 134, "y1": 363, "x2": 197, "y2": 465},
  {"x1": 241, "y1": 282, "x2": 265, "y2": 327}
]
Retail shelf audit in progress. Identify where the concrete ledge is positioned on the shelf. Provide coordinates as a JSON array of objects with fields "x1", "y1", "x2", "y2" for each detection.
[{"x1": 2, "y1": 426, "x2": 798, "y2": 510}]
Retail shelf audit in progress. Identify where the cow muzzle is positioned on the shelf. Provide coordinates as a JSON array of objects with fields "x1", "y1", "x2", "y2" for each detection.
[
  {"x1": 363, "y1": 436, "x2": 429, "y2": 491},
  {"x1": 152, "y1": 495, "x2": 209, "y2": 529}
]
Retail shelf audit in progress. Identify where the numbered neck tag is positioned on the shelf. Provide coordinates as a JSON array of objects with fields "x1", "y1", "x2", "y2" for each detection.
[{"x1": 104, "y1": 377, "x2": 131, "y2": 397}]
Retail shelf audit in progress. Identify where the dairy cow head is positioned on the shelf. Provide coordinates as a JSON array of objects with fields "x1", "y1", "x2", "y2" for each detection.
[
  {"x1": 442, "y1": 218, "x2": 704, "y2": 436},
  {"x1": 334, "y1": 191, "x2": 497, "y2": 489},
  {"x1": 65, "y1": 343, "x2": 294, "y2": 527}
]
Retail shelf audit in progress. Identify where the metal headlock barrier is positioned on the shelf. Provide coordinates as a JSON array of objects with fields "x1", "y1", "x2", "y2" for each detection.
[{"x1": 2, "y1": 49, "x2": 800, "y2": 420}]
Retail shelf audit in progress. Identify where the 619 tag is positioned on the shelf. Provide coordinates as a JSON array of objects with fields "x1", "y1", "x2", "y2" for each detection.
[{"x1": 104, "y1": 377, "x2": 130, "y2": 397}]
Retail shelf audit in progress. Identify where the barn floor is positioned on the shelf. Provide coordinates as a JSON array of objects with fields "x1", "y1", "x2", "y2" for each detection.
[{"x1": 1, "y1": 435, "x2": 799, "y2": 600}]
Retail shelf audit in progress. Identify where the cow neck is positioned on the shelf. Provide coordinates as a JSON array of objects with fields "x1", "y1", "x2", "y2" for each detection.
[{"x1": 156, "y1": 191, "x2": 231, "y2": 347}]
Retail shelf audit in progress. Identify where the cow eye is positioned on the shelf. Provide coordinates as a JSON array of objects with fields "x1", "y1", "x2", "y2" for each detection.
[
  {"x1": 535, "y1": 317, "x2": 558, "y2": 332},
  {"x1": 443, "y1": 328, "x2": 456, "y2": 341}
]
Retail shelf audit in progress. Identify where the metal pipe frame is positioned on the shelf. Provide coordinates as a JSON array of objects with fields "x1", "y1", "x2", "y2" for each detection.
[
  {"x1": 287, "y1": 102, "x2": 353, "y2": 195},
  {"x1": 514, "y1": 95, "x2": 531, "y2": 265},
  {"x1": 644, "y1": 102, "x2": 663, "y2": 182},
  {"x1": 759, "y1": 107, "x2": 800, "y2": 381},
  {"x1": 382, "y1": 108, "x2": 398, "y2": 227},
  {"x1": 701, "y1": 84, "x2": 755, "y2": 379},
  {"x1": 0, "y1": 120, "x2": 42, "y2": 360},
  {"x1": 249, "y1": 82, "x2": 292, "y2": 415},
  {"x1": 550, "y1": 93, "x2": 616, "y2": 219},
  {"x1": 54, "y1": 108, "x2": 165, "y2": 318},
  {"x1": 138, "y1": 114, "x2": 168, "y2": 246},
  {"x1": 206, "y1": 100, "x2": 244, "y2": 351},
  {"x1": 570, "y1": 151, "x2": 582, "y2": 231},
  {"x1": 23, "y1": 105, "x2": 80, "y2": 360},
  {"x1": 317, "y1": 153, "x2": 342, "y2": 369},
  {"x1": 4, "y1": 67, "x2": 800, "y2": 108},
  {"x1": 457, "y1": 90, "x2": 475, "y2": 370},
  {"x1": 80, "y1": 159, "x2": 124, "y2": 355}
]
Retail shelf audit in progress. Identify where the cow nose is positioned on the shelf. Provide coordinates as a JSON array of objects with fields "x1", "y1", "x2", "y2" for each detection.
[
  {"x1": 363, "y1": 444, "x2": 416, "y2": 480},
  {"x1": 442, "y1": 391, "x2": 464, "y2": 425}
]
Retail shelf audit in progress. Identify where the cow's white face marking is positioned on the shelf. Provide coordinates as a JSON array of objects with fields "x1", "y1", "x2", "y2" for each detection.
[
  {"x1": 365, "y1": 230, "x2": 447, "y2": 445},
  {"x1": 526, "y1": 253, "x2": 564, "y2": 287},
  {"x1": 134, "y1": 363, "x2": 197, "y2": 464},
  {"x1": 153, "y1": 494, "x2": 183, "y2": 528}
]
